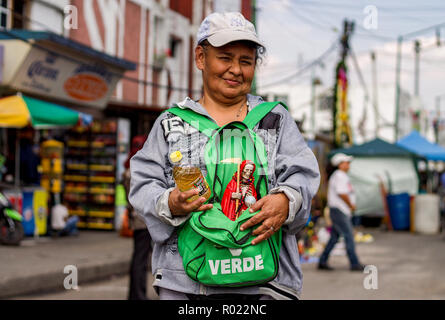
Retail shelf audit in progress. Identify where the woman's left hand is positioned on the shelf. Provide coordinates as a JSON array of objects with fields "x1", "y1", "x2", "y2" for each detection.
[{"x1": 240, "y1": 193, "x2": 289, "y2": 245}]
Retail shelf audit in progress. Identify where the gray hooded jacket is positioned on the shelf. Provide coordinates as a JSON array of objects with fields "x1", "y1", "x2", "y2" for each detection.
[{"x1": 129, "y1": 94, "x2": 320, "y2": 299}]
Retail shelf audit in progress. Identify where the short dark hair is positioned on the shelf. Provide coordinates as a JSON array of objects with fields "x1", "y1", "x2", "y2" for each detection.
[{"x1": 198, "y1": 39, "x2": 266, "y2": 65}]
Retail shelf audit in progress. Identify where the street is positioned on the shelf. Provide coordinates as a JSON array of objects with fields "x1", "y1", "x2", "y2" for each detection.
[{"x1": 12, "y1": 228, "x2": 445, "y2": 300}]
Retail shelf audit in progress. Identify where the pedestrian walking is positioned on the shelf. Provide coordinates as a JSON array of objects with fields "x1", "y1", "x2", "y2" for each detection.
[
  {"x1": 124, "y1": 135, "x2": 152, "y2": 300},
  {"x1": 318, "y1": 153, "x2": 365, "y2": 271},
  {"x1": 129, "y1": 12, "x2": 320, "y2": 300}
]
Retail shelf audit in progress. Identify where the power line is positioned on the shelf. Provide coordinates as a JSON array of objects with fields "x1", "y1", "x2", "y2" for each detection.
[
  {"x1": 349, "y1": 46, "x2": 370, "y2": 98},
  {"x1": 287, "y1": 5, "x2": 338, "y2": 33},
  {"x1": 354, "y1": 23, "x2": 395, "y2": 42},
  {"x1": 295, "y1": 1, "x2": 445, "y2": 13},
  {"x1": 258, "y1": 40, "x2": 338, "y2": 89},
  {"x1": 295, "y1": 2, "x2": 444, "y2": 35},
  {"x1": 402, "y1": 21, "x2": 445, "y2": 39},
  {"x1": 257, "y1": 7, "x2": 322, "y2": 48},
  {"x1": 348, "y1": 46, "x2": 393, "y2": 129}
]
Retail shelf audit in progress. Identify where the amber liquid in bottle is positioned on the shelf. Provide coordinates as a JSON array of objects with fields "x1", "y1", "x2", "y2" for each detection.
[{"x1": 170, "y1": 151, "x2": 211, "y2": 202}]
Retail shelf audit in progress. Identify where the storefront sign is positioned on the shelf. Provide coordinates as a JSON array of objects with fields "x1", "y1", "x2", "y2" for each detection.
[{"x1": 5, "y1": 43, "x2": 123, "y2": 109}]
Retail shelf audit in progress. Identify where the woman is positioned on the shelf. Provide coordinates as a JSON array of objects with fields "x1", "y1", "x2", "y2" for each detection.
[{"x1": 129, "y1": 12, "x2": 320, "y2": 300}]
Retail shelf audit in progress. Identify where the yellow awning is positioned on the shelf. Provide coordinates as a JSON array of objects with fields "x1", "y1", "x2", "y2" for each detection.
[
  {"x1": 0, "y1": 95, "x2": 30, "y2": 128},
  {"x1": 0, "y1": 95, "x2": 86, "y2": 128}
]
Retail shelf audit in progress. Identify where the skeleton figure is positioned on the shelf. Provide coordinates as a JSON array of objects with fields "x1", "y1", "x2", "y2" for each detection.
[{"x1": 221, "y1": 160, "x2": 258, "y2": 221}]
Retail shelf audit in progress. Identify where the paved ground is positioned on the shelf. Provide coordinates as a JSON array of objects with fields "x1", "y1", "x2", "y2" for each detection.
[
  {"x1": 7, "y1": 228, "x2": 445, "y2": 300},
  {"x1": 11, "y1": 273, "x2": 159, "y2": 300},
  {"x1": 0, "y1": 231, "x2": 133, "y2": 298},
  {"x1": 301, "y1": 229, "x2": 445, "y2": 300}
]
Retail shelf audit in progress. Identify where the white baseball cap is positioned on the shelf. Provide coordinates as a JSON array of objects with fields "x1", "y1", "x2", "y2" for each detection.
[
  {"x1": 331, "y1": 153, "x2": 354, "y2": 167},
  {"x1": 197, "y1": 12, "x2": 264, "y2": 48}
]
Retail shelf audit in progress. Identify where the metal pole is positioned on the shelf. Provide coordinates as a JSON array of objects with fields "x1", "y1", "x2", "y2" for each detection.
[
  {"x1": 251, "y1": 0, "x2": 257, "y2": 95},
  {"x1": 436, "y1": 96, "x2": 441, "y2": 144},
  {"x1": 311, "y1": 66, "x2": 316, "y2": 135},
  {"x1": 371, "y1": 51, "x2": 379, "y2": 137},
  {"x1": 414, "y1": 40, "x2": 421, "y2": 97},
  {"x1": 14, "y1": 129, "x2": 20, "y2": 188},
  {"x1": 394, "y1": 36, "x2": 403, "y2": 141}
]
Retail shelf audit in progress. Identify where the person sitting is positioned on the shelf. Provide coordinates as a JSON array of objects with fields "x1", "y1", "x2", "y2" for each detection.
[{"x1": 51, "y1": 203, "x2": 79, "y2": 237}]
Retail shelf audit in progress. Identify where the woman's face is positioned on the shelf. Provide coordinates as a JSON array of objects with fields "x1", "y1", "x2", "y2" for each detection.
[{"x1": 196, "y1": 41, "x2": 256, "y2": 104}]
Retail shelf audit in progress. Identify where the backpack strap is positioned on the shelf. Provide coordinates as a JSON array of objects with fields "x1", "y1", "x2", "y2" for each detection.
[
  {"x1": 243, "y1": 101, "x2": 287, "y2": 130},
  {"x1": 166, "y1": 101, "x2": 288, "y2": 135},
  {"x1": 166, "y1": 105, "x2": 219, "y2": 137}
]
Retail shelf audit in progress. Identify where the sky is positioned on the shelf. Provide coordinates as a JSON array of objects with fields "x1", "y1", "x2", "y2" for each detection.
[{"x1": 255, "y1": 0, "x2": 445, "y2": 143}]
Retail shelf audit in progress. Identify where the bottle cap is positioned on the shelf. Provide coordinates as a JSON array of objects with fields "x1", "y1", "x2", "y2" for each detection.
[{"x1": 170, "y1": 151, "x2": 183, "y2": 163}]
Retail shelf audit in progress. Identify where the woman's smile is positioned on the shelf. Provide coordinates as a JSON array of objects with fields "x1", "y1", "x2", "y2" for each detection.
[{"x1": 223, "y1": 78, "x2": 242, "y2": 86}]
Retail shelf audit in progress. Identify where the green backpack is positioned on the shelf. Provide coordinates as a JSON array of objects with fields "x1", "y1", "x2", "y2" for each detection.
[{"x1": 168, "y1": 101, "x2": 285, "y2": 287}]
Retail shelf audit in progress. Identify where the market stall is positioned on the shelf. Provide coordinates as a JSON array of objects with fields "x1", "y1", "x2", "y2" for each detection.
[
  {"x1": 329, "y1": 138, "x2": 420, "y2": 218},
  {"x1": 0, "y1": 30, "x2": 136, "y2": 235},
  {"x1": 397, "y1": 130, "x2": 445, "y2": 161},
  {"x1": 397, "y1": 131, "x2": 444, "y2": 234},
  {"x1": 0, "y1": 94, "x2": 91, "y2": 236}
]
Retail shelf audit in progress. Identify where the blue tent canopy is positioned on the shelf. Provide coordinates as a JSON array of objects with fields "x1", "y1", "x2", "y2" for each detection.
[
  {"x1": 329, "y1": 138, "x2": 416, "y2": 158},
  {"x1": 397, "y1": 130, "x2": 445, "y2": 161}
]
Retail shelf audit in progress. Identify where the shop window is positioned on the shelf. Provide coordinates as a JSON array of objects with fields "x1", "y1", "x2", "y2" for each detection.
[
  {"x1": 0, "y1": 0, "x2": 12, "y2": 29},
  {"x1": 153, "y1": 16, "x2": 166, "y2": 68},
  {"x1": 11, "y1": 0, "x2": 24, "y2": 29},
  {"x1": 169, "y1": 36, "x2": 181, "y2": 58}
]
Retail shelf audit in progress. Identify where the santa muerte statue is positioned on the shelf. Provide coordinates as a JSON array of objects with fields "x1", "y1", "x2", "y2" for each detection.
[{"x1": 221, "y1": 160, "x2": 258, "y2": 221}]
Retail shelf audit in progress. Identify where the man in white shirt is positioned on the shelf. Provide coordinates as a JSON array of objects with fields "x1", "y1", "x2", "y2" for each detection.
[
  {"x1": 318, "y1": 153, "x2": 364, "y2": 271},
  {"x1": 51, "y1": 203, "x2": 79, "y2": 236}
]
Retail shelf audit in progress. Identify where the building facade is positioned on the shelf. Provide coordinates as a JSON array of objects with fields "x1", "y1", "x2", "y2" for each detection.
[
  {"x1": 3, "y1": 0, "x2": 253, "y2": 110},
  {"x1": 67, "y1": 0, "x2": 253, "y2": 110}
]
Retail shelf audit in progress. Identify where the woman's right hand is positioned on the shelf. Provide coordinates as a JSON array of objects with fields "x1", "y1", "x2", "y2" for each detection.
[{"x1": 168, "y1": 188, "x2": 213, "y2": 216}]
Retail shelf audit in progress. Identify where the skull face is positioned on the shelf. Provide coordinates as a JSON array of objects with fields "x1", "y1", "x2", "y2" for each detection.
[{"x1": 242, "y1": 163, "x2": 254, "y2": 181}]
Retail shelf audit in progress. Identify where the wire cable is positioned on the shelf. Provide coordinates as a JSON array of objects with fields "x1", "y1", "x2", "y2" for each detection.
[{"x1": 258, "y1": 40, "x2": 338, "y2": 89}]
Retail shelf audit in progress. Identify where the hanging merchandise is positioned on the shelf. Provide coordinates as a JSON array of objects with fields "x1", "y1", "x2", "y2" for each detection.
[
  {"x1": 63, "y1": 118, "x2": 129, "y2": 230},
  {"x1": 40, "y1": 140, "x2": 64, "y2": 195},
  {"x1": 333, "y1": 63, "x2": 353, "y2": 148}
]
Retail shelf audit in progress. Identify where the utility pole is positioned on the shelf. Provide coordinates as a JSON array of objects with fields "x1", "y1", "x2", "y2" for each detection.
[
  {"x1": 436, "y1": 96, "x2": 441, "y2": 144},
  {"x1": 414, "y1": 40, "x2": 421, "y2": 96},
  {"x1": 251, "y1": 0, "x2": 257, "y2": 95},
  {"x1": 310, "y1": 66, "x2": 322, "y2": 136},
  {"x1": 333, "y1": 19, "x2": 354, "y2": 148},
  {"x1": 311, "y1": 66, "x2": 315, "y2": 136},
  {"x1": 371, "y1": 51, "x2": 379, "y2": 137},
  {"x1": 394, "y1": 36, "x2": 403, "y2": 141}
]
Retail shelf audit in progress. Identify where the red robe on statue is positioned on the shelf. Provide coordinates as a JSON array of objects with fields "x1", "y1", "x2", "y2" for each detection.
[{"x1": 221, "y1": 160, "x2": 257, "y2": 221}]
